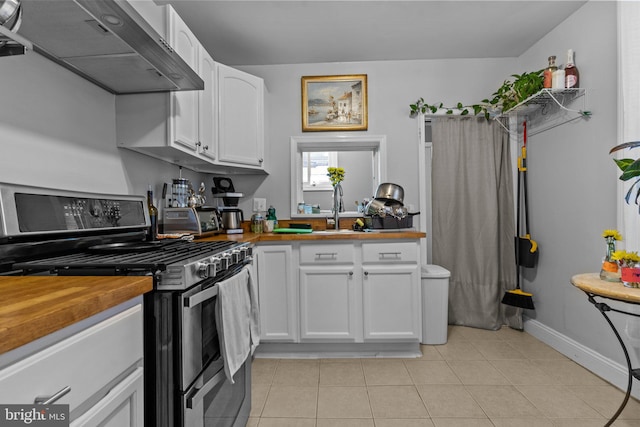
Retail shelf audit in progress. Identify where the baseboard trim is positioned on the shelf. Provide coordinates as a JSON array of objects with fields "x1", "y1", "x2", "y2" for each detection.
[{"x1": 524, "y1": 318, "x2": 639, "y2": 399}]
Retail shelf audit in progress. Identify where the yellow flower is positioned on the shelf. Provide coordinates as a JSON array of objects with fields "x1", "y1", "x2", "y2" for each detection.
[
  {"x1": 611, "y1": 250, "x2": 640, "y2": 266},
  {"x1": 327, "y1": 167, "x2": 346, "y2": 186},
  {"x1": 602, "y1": 229, "x2": 623, "y2": 241}
]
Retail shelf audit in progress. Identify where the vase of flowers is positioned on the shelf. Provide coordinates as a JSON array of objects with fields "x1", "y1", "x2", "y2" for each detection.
[
  {"x1": 327, "y1": 167, "x2": 345, "y2": 214},
  {"x1": 612, "y1": 250, "x2": 640, "y2": 288},
  {"x1": 600, "y1": 229, "x2": 623, "y2": 282}
]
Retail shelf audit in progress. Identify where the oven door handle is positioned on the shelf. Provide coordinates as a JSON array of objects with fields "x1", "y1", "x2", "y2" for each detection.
[
  {"x1": 184, "y1": 285, "x2": 218, "y2": 308},
  {"x1": 186, "y1": 369, "x2": 226, "y2": 409}
]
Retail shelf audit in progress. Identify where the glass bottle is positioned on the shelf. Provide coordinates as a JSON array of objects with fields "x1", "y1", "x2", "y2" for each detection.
[
  {"x1": 600, "y1": 237, "x2": 620, "y2": 282},
  {"x1": 565, "y1": 49, "x2": 579, "y2": 88},
  {"x1": 543, "y1": 56, "x2": 557, "y2": 89},
  {"x1": 147, "y1": 187, "x2": 158, "y2": 241}
]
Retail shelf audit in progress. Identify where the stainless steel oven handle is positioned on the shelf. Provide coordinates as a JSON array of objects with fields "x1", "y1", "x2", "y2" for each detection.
[
  {"x1": 184, "y1": 285, "x2": 218, "y2": 308},
  {"x1": 186, "y1": 369, "x2": 226, "y2": 409}
]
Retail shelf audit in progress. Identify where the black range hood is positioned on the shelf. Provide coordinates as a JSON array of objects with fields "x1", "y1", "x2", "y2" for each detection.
[{"x1": 5, "y1": 0, "x2": 204, "y2": 94}]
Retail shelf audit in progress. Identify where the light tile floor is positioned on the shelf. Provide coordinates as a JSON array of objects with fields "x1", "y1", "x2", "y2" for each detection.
[{"x1": 249, "y1": 325, "x2": 640, "y2": 426}]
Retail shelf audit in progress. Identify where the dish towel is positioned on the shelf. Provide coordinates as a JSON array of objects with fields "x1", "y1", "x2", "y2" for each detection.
[
  {"x1": 215, "y1": 267, "x2": 251, "y2": 384},
  {"x1": 247, "y1": 265, "x2": 261, "y2": 355}
]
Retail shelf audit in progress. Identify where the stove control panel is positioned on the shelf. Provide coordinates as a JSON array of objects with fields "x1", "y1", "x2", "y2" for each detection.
[{"x1": 0, "y1": 183, "x2": 151, "y2": 238}]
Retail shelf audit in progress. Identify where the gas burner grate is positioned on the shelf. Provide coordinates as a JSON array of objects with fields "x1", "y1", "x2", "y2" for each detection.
[{"x1": 13, "y1": 240, "x2": 239, "y2": 274}]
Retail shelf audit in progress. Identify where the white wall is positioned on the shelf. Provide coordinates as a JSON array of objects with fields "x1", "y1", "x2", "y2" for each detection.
[
  {"x1": 516, "y1": 1, "x2": 639, "y2": 386},
  {"x1": 0, "y1": 50, "x2": 208, "y2": 206},
  {"x1": 236, "y1": 58, "x2": 516, "y2": 218}
]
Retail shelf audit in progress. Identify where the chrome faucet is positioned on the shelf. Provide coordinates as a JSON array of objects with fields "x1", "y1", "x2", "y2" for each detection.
[{"x1": 333, "y1": 183, "x2": 343, "y2": 229}]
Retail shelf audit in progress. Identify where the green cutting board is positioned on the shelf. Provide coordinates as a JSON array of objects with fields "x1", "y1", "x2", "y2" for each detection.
[{"x1": 272, "y1": 228, "x2": 314, "y2": 234}]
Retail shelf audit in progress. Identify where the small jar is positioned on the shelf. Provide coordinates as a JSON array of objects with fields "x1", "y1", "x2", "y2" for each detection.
[{"x1": 251, "y1": 212, "x2": 264, "y2": 234}]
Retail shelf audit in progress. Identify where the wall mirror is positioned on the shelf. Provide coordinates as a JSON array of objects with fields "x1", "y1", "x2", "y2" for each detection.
[{"x1": 290, "y1": 135, "x2": 387, "y2": 218}]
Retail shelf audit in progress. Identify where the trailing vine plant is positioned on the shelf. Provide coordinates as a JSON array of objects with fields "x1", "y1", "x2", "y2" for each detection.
[{"x1": 409, "y1": 70, "x2": 544, "y2": 120}]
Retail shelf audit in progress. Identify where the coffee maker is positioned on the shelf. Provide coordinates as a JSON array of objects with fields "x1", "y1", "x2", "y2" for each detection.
[{"x1": 211, "y1": 177, "x2": 244, "y2": 234}]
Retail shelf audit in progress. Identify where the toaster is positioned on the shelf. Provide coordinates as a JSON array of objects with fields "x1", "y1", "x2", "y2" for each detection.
[{"x1": 163, "y1": 206, "x2": 222, "y2": 237}]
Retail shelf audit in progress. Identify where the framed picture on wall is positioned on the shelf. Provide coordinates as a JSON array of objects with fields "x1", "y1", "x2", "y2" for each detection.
[{"x1": 301, "y1": 74, "x2": 368, "y2": 132}]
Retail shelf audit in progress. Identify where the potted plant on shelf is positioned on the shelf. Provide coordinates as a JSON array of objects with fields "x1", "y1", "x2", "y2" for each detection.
[{"x1": 409, "y1": 70, "x2": 544, "y2": 119}]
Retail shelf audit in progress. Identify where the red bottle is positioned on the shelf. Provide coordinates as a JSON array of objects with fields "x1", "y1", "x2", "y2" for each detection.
[{"x1": 565, "y1": 49, "x2": 579, "y2": 88}]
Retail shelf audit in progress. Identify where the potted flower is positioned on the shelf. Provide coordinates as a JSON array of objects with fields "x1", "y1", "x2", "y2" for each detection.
[
  {"x1": 611, "y1": 250, "x2": 640, "y2": 288},
  {"x1": 600, "y1": 229, "x2": 623, "y2": 282}
]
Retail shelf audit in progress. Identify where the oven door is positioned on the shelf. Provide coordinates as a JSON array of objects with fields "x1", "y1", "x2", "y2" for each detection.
[
  {"x1": 180, "y1": 278, "x2": 222, "y2": 390},
  {"x1": 183, "y1": 357, "x2": 251, "y2": 427}
]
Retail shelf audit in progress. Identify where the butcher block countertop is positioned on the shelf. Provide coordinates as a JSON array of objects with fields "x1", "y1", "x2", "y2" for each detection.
[
  {"x1": 0, "y1": 276, "x2": 152, "y2": 355},
  {"x1": 197, "y1": 230, "x2": 426, "y2": 243}
]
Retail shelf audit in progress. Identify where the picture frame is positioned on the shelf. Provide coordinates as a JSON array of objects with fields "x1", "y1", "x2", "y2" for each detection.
[{"x1": 301, "y1": 74, "x2": 368, "y2": 132}]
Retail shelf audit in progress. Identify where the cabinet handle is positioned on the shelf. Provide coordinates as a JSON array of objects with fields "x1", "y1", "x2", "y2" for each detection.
[
  {"x1": 34, "y1": 386, "x2": 71, "y2": 405},
  {"x1": 364, "y1": 271, "x2": 369, "y2": 277},
  {"x1": 202, "y1": 145, "x2": 209, "y2": 151},
  {"x1": 379, "y1": 252, "x2": 401, "y2": 259},
  {"x1": 195, "y1": 141, "x2": 202, "y2": 147},
  {"x1": 315, "y1": 252, "x2": 337, "y2": 259},
  {"x1": 258, "y1": 158, "x2": 264, "y2": 163},
  {"x1": 348, "y1": 271, "x2": 353, "y2": 276}
]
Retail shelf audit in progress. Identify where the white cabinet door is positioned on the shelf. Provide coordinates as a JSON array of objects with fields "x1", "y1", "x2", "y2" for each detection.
[
  {"x1": 362, "y1": 264, "x2": 421, "y2": 341},
  {"x1": 217, "y1": 63, "x2": 265, "y2": 169},
  {"x1": 299, "y1": 266, "x2": 358, "y2": 341},
  {"x1": 70, "y1": 367, "x2": 144, "y2": 427},
  {"x1": 168, "y1": 6, "x2": 199, "y2": 153},
  {"x1": 197, "y1": 46, "x2": 217, "y2": 161},
  {"x1": 256, "y1": 245, "x2": 297, "y2": 342}
]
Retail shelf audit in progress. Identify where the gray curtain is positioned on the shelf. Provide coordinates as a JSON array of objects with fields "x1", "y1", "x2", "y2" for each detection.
[{"x1": 432, "y1": 117, "x2": 521, "y2": 330}]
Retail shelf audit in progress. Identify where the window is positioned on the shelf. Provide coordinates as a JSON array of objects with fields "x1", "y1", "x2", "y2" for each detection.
[{"x1": 302, "y1": 152, "x2": 338, "y2": 190}]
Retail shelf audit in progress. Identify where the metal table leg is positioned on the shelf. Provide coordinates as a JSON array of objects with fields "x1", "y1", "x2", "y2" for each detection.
[{"x1": 585, "y1": 292, "x2": 640, "y2": 426}]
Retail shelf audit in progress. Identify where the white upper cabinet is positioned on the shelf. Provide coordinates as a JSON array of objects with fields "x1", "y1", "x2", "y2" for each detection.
[
  {"x1": 217, "y1": 64, "x2": 265, "y2": 170},
  {"x1": 168, "y1": 8, "x2": 200, "y2": 153},
  {"x1": 116, "y1": 5, "x2": 266, "y2": 174}
]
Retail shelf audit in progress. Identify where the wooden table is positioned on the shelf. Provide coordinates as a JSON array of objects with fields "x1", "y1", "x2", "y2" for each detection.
[{"x1": 571, "y1": 273, "x2": 640, "y2": 426}]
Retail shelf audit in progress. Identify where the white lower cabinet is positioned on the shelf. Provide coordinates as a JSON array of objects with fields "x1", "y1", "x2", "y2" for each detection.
[
  {"x1": 256, "y1": 240, "x2": 421, "y2": 344},
  {"x1": 70, "y1": 367, "x2": 143, "y2": 427},
  {"x1": 362, "y1": 264, "x2": 421, "y2": 340},
  {"x1": 255, "y1": 244, "x2": 297, "y2": 342},
  {"x1": 0, "y1": 302, "x2": 144, "y2": 426},
  {"x1": 299, "y1": 266, "x2": 358, "y2": 341}
]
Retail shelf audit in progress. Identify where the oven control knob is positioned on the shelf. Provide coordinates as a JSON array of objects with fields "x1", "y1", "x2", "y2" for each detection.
[
  {"x1": 220, "y1": 253, "x2": 231, "y2": 270},
  {"x1": 231, "y1": 249, "x2": 242, "y2": 263},
  {"x1": 208, "y1": 257, "x2": 221, "y2": 277},
  {"x1": 240, "y1": 246, "x2": 252, "y2": 258},
  {"x1": 196, "y1": 262, "x2": 209, "y2": 279}
]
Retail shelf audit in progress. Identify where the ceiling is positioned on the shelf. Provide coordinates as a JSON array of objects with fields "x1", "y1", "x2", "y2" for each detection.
[{"x1": 159, "y1": 0, "x2": 588, "y2": 66}]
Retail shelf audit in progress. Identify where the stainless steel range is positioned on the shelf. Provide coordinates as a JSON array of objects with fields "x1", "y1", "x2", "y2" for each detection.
[{"x1": 0, "y1": 183, "x2": 255, "y2": 427}]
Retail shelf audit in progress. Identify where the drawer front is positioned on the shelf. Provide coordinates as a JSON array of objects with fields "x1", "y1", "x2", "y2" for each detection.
[
  {"x1": 299, "y1": 243, "x2": 355, "y2": 264},
  {"x1": 0, "y1": 304, "x2": 143, "y2": 410},
  {"x1": 362, "y1": 242, "x2": 418, "y2": 263}
]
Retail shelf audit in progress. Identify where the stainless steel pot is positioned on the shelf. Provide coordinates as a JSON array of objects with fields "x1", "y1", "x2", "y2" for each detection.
[
  {"x1": 365, "y1": 199, "x2": 387, "y2": 217},
  {"x1": 0, "y1": 0, "x2": 21, "y2": 31},
  {"x1": 220, "y1": 208, "x2": 243, "y2": 230},
  {"x1": 375, "y1": 183, "x2": 404, "y2": 204}
]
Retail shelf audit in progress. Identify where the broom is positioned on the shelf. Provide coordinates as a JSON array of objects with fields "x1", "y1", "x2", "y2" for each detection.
[{"x1": 502, "y1": 121, "x2": 535, "y2": 310}]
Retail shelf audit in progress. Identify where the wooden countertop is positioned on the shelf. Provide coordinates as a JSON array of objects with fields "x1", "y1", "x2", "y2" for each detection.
[
  {"x1": 571, "y1": 273, "x2": 640, "y2": 304},
  {"x1": 197, "y1": 230, "x2": 426, "y2": 243},
  {"x1": 0, "y1": 276, "x2": 153, "y2": 355}
]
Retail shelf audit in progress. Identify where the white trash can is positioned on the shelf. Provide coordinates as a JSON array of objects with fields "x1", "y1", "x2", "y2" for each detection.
[{"x1": 421, "y1": 264, "x2": 451, "y2": 345}]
